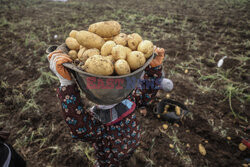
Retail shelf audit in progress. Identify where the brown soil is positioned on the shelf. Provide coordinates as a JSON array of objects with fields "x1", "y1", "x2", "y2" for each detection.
[{"x1": 0, "y1": 0, "x2": 249, "y2": 166}]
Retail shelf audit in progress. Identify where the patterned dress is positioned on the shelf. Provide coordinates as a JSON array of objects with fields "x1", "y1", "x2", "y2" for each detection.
[{"x1": 57, "y1": 65, "x2": 163, "y2": 167}]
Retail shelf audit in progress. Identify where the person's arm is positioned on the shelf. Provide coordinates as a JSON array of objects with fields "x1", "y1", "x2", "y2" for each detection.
[
  {"x1": 56, "y1": 83, "x2": 99, "y2": 140},
  {"x1": 132, "y1": 47, "x2": 172, "y2": 107},
  {"x1": 48, "y1": 47, "x2": 100, "y2": 141}
]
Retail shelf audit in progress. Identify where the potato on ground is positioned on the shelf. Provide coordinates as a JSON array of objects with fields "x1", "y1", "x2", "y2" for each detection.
[
  {"x1": 78, "y1": 48, "x2": 100, "y2": 62},
  {"x1": 83, "y1": 55, "x2": 114, "y2": 76},
  {"x1": 138, "y1": 40, "x2": 154, "y2": 58},
  {"x1": 65, "y1": 37, "x2": 80, "y2": 50},
  {"x1": 69, "y1": 30, "x2": 78, "y2": 38},
  {"x1": 68, "y1": 50, "x2": 78, "y2": 60},
  {"x1": 77, "y1": 47, "x2": 87, "y2": 60},
  {"x1": 101, "y1": 41, "x2": 116, "y2": 56},
  {"x1": 111, "y1": 45, "x2": 127, "y2": 60},
  {"x1": 199, "y1": 144, "x2": 206, "y2": 156},
  {"x1": 127, "y1": 33, "x2": 143, "y2": 50},
  {"x1": 127, "y1": 51, "x2": 146, "y2": 70},
  {"x1": 76, "y1": 30, "x2": 105, "y2": 50},
  {"x1": 113, "y1": 33, "x2": 127, "y2": 46},
  {"x1": 239, "y1": 143, "x2": 247, "y2": 151},
  {"x1": 175, "y1": 106, "x2": 181, "y2": 116},
  {"x1": 88, "y1": 21, "x2": 121, "y2": 38},
  {"x1": 115, "y1": 59, "x2": 131, "y2": 75}
]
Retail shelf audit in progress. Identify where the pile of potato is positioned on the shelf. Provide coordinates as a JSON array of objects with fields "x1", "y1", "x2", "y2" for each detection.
[{"x1": 65, "y1": 21, "x2": 154, "y2": 76}]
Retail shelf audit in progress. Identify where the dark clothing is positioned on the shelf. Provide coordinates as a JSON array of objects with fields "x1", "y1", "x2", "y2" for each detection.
[{"x1": 0, "y1": 141, "x2": 26, "y2": 167}]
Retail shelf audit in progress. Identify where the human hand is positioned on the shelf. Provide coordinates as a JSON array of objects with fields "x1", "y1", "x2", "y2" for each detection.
[
  {"x1": 47, "y1": 46, "x2": 74, "y2": 86},
  {"x1": 150, "y1": 47, "x2": 165, "y2": 67}
]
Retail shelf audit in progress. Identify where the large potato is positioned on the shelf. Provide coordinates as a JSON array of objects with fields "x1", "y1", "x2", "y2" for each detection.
[
  {"x1": 137, "y1": 40, "x2": 154, "y2": 58},
  {"x1": 77, "y1": 47, "x2": 87, "y2": 60},
  {"x1": 83, "y1": 55, "x2": 114, "y2": 76},
  {"x1": 78, "y1": 48, "x2": 100, "y2": 62},
  {"x1": 76, "y1": 30, "x2": 105, "y2": 50},
  {"x1": 101, "y1": 41, "x2": 116, "y2": 56},
  {"x1": 88, "y1": 21, "x2": 121, "y2": 38},
  {"x1": 113, "y1": 33, "x2": 127, "y2": 46},
  {"x1": 68, "y1": 50, "x2": 78, "y2": 60},
  {"x1": 111, "y1": 45, "x2": 127, "y2": 60},
  {"x1": 127, "y1": 51, "x2": 146, "y2": 70},
  {"x1": 69, "y1": 30, "x2": 78, "y2": 38},
  {"x1": 127, "y1": 33, "x2": 143, "y2": 50},
  {"x1": 115, "y1": 59, "x2": 131, "y2": 75},
  {"x1": 65, "y1": 37, "x2": 80, "y2": 50}
]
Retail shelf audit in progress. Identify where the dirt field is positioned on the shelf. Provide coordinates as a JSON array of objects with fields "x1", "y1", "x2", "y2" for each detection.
[{"x1": 0, "y1": 0, "x2": 249, "y2": 166}]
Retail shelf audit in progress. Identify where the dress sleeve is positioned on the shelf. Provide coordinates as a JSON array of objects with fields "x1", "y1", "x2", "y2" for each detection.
[
  {"x1": 56, "y1": 84, "x2": 102, "y2": 141},
  {"x1": 131, "y1": 65, "x2": 163, "y2": 107}
]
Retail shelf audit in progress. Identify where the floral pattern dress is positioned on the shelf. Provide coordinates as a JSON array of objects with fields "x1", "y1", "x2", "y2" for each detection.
[{"x1": 57, "y1": 65, "x2": 163, "y2": 167}]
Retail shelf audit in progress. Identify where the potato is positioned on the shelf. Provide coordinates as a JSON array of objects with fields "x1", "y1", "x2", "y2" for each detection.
[
  {"x1": 65, "y1": 37, "x2": 80, "y2": 50},
  {"x1": 113, "y1": 33, "x2": 127, "y2": 46},
  {"x1": 173, "y1": 123, "x2": 179, "y2": 127},
  {"x1": 239, "y1": 143, "x2": 247, "y2": 151},
  {"x1": 104, "y1": 55, "x2": 115, "y2": 63},
  {"x1": 68, "y1": 50, "x2": 78, "y2": 60},
  {"x1": 83, "y1": 55, "x2": 114, "y2": 76},
  {"x1": 175, "y1": 106, "x2": 181, "y2": 116},
  {"x1": 162, "y1": 124, "x2": 168, "y2": 130},
  {"x1": 88, "y1": 21, "x2": 121, "y2": 38},
  {"x1": 101, "y1": 41, "x2": 116, "y2": 56},
  {"x1": 198, "y1": 144, "x2": 206, "y2": 156},
  {"x1": 124, "y1": 47, "x2": 132, "y2": 57},
  {"x1": 104, "y1": 37, "x2": 114, "y2": 41},
  {"x1": 69, "y1": 30, "x2": 78, "y2": 38},
  {"x1": 127, "y1": 33, "x2": 143, "y2": 50},
  {"x1": 78, "y1": 48, "x2": 100, "y2": 62},
  {"x1": 138, "y1": 40, "x2": 154, "y2": 58},
  {"x1": 111, "y1": 45, "x2": 127, "y2": 60},
  {"x1": 164, "y1": 105, "x2": 169, "y2": 114},
  {"x1": 80, "y1": 45, "x2": 85, "y2": 49},
  {"x1": 77, "y1": 47, "x2": 87, "y2": 60},
  {"x1": 127, "y1": 51, "x2": 146, "y2": 70},
  {"x1": 76, "y1": 30, "x2": 105, "y2": 50},
  {"x1": 114, "y1": 59, "x2": 131, "y2": 75}
]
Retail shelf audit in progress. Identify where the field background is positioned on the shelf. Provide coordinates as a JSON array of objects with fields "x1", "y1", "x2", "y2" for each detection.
[{"x1": 0, "y1": 0, "x2": 249, "y2": 166}]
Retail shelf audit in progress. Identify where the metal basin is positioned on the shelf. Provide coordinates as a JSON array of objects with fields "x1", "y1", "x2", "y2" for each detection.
[{"x1": 47, "y1": 45, "x2": 154, "y2": 105}]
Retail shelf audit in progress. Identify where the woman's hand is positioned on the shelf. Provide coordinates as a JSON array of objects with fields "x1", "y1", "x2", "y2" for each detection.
[
  {"x1": 150, "y1": 47, "x2": 165, "y2": 67},
  {"x1": 47, "y1": 45, "x2": 74, "y2": 86}
]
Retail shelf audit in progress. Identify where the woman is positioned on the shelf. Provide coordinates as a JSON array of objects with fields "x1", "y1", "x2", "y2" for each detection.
[{"x1": 48, "y1": 44, "x2": 173, "y2": 167}]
